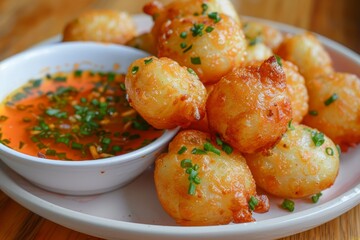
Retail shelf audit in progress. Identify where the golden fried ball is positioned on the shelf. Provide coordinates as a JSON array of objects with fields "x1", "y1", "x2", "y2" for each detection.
[
  {"x1": 207, "y1": 56, "x2": 292, "y2": 154},
  {"x1": 125, "y1": 32, "x2": 157, "y2": 55},
  {"x1": 302, "y1": 72, "x2": 360, "y2": 151},
  {"x1": 276, "y1": 32, "x2": 334, "y2": 80},
  {"x1": 157, "y1": 14, "x2": 247, "y2": 84},
  {"x1": 125, "y1": 57, "x2": 207, "y2": 129},
  {"x1": 63, "y1": 10, "x2": 136, "y2": 44},
  {"x1": 144, "y1": 0, "x2": 241, "y2": 45},
  {"x1": 154, "y1": 130, "x2": 269, "y2": 226},
  {"x1": 242, "y1": 21, "x2": 284, "y2": 50},
  {"x1": 244, "y1": 42, "x2": 273, "y2": 63},
  {"x1": 282, "y1": 60, "x2": 309, "y2": 123},
  {"x1": 245, "y1": 123, "x2": 340, "y2": 198}
]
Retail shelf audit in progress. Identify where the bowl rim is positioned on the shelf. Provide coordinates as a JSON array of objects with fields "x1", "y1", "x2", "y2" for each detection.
[{"x1": 0, "y1": 42, "x2": 180, "y2": 166}]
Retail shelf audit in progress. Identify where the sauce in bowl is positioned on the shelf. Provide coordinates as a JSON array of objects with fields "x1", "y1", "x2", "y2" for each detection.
[{"x1": 0, "y1": 70, "x2": 162, "y2": 161}]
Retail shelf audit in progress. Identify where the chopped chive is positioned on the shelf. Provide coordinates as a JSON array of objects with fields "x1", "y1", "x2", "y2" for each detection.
[
  {"x1": 191, "y1": 148, "x2": 207, "y2": 154},
  {"x1": 311, "y1": 131, "x2": 325, "y2": 147},
  {"x1": 248, "y1": 196, "x2": 259, "y2": 211},
  {"x1": 131, "y1": 66, "x2": 139, "y2": 74},
  {"x1": 183, "y1": 44, "x2": 193, "y2": 53},
  {"x1": 178, "y1": 146, "x2": 187, "y2": 155},
  {"x1": 71, "y1": 142, "x2": 83, "y2": 150},
  {"x1": 112, "y1": 145, "x2": 122, "y2": 152},
  {"x1": 309, "y1": 110, "x2": 318, "y2": 116},
  {"x1": 222, "y1": 143, "x2": 233, "y2": 154},
  {"x1": 191, "y1": 57, "x2": 201, "y2": 65},
  {"x1": 120, "y1": 82, "x2": 126, "y2": 91},
  {"x1": 31, "y1": 79, "x2": 42, "y2": 87},
  {"x1": 288, "y1": 119, "x2": 295, "y2": 130},
  {"x1": 144, "y1": 58, "x2": 153, "y2": 64},
  {"x1": 180, "y1": 42, "x2": 187, "y2": 49},
  {"x1": 204, "y1": 142, "x2": 221, "y2": 155},
  {"x1": 274, "y1": 55, "x2": 282, "y2": 66},
  {"x1": 324, "y1": 93, "x2": 338, "y2": 106},
  {"x1": 336, "y1": 144, "x2": 341, "y2": 156},
  {"x1": 74, "y1": 70, "x2": 83, "y2": 77},
  {"x1": 191, "y1": 23, "x2": 205, "y2": 37},
  {"x1": 187, "y1": 68, "x2": 197, "y2": 75},
  {"x1": 181, "y1": 159, "x2": 192, "y2": 168},
  {"x1": 205, "y1": 26, "x2": 214, "y2": 33},
  {"x1": 208, "y1": 12, "x2": 221, "y2": 23},
  {"x1": 311, "y1": 192, "x2": 322, "y2": 203},
  {"x1": 54, "y1": 76, "x2": 67, "y2": 82},
  {"x1": 45, "y1": 149, "x2": 56, "y2": 156},
  {"x1": 180, "y1": 31, "x2": 187, "y2": 39},
  {"x1": 201, "y1": 3, "x2": 208, "y2": 14},
  {"x1": 107, "y1": 72, "x2": 116, "y2": 82},
  {"x1": 281, "y1": 199, "x2": 295, "y2": 212},
  {"x1": 215, "y1": 136, "x2": 223, "y2": 146},
  {"x1": 325, "y1": 147, "x2": 334, "y2": 156}
]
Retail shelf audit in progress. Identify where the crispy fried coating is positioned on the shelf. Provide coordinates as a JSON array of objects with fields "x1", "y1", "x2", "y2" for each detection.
[
  {"x1": 157, "y1": 14, "x2": 247, "y2": 84},
  {"x1": 282, "y1": 60, "x2": 309, "y2": 123},
  {"x1": 276, "y1": 32, "x2": 334, "y2": 80},
  {"x1": 62, "y1": 10, "x2": 136, "y2": 44},
  {"x1": 245, "y1": 123, "x2": 340, "y2": 198},
  {"x1": 302, "y1": 72, "x2": 360, "y2": 151},
  {"x1": 244, "y1": 42, "x2": 273, "y2": 63},
  {"x1": 125, "y1": 32, "x2": 157, "y2": 55},
  {"x1": 207, "y1": 56, "x2": 292, "y2": 154},
  {"x1": 125, "y1": 57, "x2": 207, "y2": 129},
  {"x1": 144, "y1": 0, "x2": 240, "y2": 46},
  {"x1": 154, "y1": 130, "x2": 269, "y2": 226},
  {"x1": 243, "y1": 21, "x2": 284, "y2": 50}
]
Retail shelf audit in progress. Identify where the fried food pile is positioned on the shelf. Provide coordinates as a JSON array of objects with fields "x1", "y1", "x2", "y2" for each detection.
[{"x1": 62, "y1": 0, "x2": 360, "y2": 226}]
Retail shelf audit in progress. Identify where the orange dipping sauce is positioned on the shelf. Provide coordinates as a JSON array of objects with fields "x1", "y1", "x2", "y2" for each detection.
[{"x1": 0, "y1": 70, "x2": 163, "y2": 161}]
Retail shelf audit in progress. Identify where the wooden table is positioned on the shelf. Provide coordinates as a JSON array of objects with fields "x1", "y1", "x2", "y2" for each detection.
[{"x1": 0, "y1": 0, "x2": 359, "y2": 239}]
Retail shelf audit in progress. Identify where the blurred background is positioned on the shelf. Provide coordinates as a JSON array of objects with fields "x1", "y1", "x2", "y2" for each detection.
[{"x1": 0, "y1": 0, "x2": 359, "y2": 61}]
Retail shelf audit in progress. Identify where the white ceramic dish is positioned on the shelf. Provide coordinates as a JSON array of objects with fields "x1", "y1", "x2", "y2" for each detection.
[
  {"x1": 0, "y1": 36, "x2": 179, "y2": 196},
  {"x1": 0, "y1": 14, "x2": 359, "y2": 240}
]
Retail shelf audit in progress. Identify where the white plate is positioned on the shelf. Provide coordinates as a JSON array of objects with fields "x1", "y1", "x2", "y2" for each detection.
[{"x1": 1, "y1": 14, "x2": 360, "y2": 240}]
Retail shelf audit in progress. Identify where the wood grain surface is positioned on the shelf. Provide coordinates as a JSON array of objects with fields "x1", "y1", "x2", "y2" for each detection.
[{"x1": 0, "y1": 0, "x2": 359, "y2": 239}]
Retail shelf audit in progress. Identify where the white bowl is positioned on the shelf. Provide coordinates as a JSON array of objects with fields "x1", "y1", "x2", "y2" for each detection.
[{"x1": 0, "y1": 42, "x2": 179, "y2": 195}]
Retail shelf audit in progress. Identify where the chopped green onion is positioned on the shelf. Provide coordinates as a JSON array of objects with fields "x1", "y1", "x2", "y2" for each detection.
[
  {"x1": 178, "y1": 146, "x2": 187, "y2": 155},
  {"x1": 309, "y1": 110, "x2": 318, "y2": 116},
  {"x1": 325, "y1": 147, "x2": 334, "y2": 156},
  {"x1": 208, "y1": 12, "x2": 221, "y2": 23},
  {"x1": 183, "y1": 44, "x2": 193, "y2": 53},
  {"x1": 222, "y1": 143, "x2": 233, "y2": 154},
  {"x1": 311, "y1": 131, "x2": 325, "y2": 147},
  {"x1": 191, "y1": 23, "x2": 205, "y2": 37},
  {"x1": 274, "y1": 55, "x2": 282, "y2": 66},
  {"x1": 54, "y1": 76, "x2": 67, "y2": 82},
  {"x1": 144, "y1": 58, "x2": 153, "y2": 64},
  {"x1": 180, "y1": 31, "x2": 187, "y2": 39},
  {"x1": 311, "y1": 192, "x2": 322, "y2": 203},
  {"x1": 191, "y1": 148, "x2": 207, "y2": 154},
  {"x1": 74, "y1": 70, "x2": 83, "y2": 77},
  {"x1": 288, "y1": 119, "x2": 295, "y2": 130},
  {"x1": 205, "y1": 26, "x2": 214, "y2": 33},
  {"x1": 180, "y1": 42, "x2": 187, "y2": 49},
  {"x1": 248, "y1": 196, "x2": 259, "y2": 211},
  {"x1": 120, "y1": 82, "x2": 126, "y2": 91},
  {"x1": 201, "y1": 3, "x2": 208, "y2": 14},
  {"x1": 204, "y1": 142, "x2": 221, "y2": 155},
  {"x1": 0, "y1": 115, "x2": 8, "y2": 121},
  {"x1": 71, "y1": 142, "x2": 83, "y2": 150},
  {"x1": 191, "y1": 57, "x2": 201, "y2": 65},
  {"x1": 187, "y1": 68, "x2": 197, "y2": 75},
  {"x1": 281, "y1": 199, "x2": 295, "y2": 212},
  {"x1": 336, "y1": 144, "x2": 341, "y2": 156},
  {"x1": 131, "y1": 66, "x2": 139, "y2": 74},
  {"x1": 324, "y1": 93, "x2": 338, "y2": 106}
]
